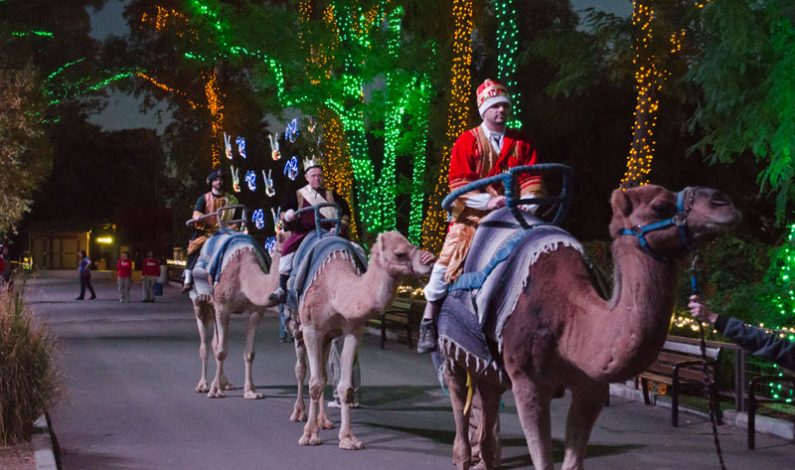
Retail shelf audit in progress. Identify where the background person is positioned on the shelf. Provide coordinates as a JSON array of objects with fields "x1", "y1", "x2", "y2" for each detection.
[
  {"x1": 76, "y1": 250, "x2": 96, "y2": 300},
  {"x1": 116, "y1": 251, "x2": 133, "y2": 303},
  {"x1": 688, "y1": 295, "x2": 794, "y2": 371},
  {"x1": 141, "y1": 250, "x2": 160, "y2": 303}
]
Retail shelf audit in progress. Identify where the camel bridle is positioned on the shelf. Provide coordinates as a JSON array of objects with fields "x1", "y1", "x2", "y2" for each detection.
[{"x1": 619, "y1": 187, "x2": 695, "y2": 259}]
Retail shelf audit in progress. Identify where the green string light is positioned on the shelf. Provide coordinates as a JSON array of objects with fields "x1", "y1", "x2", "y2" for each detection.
[{"x1": 493, "y1": 0, "x2": 522, "y2": 128}]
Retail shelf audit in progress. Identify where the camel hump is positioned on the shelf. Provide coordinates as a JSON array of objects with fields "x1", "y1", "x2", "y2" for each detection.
[
  {"x1": 197, "y1": 230, "x2": 271, "y2": 284},
  {"x1": 286, "y1": 232, "x2": 366, "y2": 311},
  {"x1": 448, "y1": 209, "x2": 584, "y2": 349}
]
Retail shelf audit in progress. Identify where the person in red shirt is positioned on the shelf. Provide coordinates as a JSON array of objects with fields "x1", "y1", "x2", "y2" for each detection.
[
  {"x1": 141, "y1": 251, "x2": 160, "y2": 303},
  {"x1": 116, "y1": 251, "x2": 133, "y2": 303},
  {"x1": 417, "y1": 79, "x2": 544, "y2": 353}
]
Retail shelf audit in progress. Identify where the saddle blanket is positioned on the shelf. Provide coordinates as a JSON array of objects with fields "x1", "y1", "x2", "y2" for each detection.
[
  {"x1": 286, "y1": 231, "x2": 367, "y2": 312},
  {"x1": 192, "y1": 229, "x2": 272, "y2": 299},
  {"x1": 439, "y1": 208, "x2": 583, "y2": 378}
]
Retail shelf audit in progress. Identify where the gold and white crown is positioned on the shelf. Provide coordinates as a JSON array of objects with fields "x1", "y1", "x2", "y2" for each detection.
[{"x1": 303, "y1": 156, "x2": 322, "y2": 171}]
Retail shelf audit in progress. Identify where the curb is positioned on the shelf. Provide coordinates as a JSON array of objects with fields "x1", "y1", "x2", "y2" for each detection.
[
  {"x1": 32, "y1": 414, "x2": 58, "y2": 470},
  {"x1": 609, "y1": 383, "x2": 794, "y2": 442}
]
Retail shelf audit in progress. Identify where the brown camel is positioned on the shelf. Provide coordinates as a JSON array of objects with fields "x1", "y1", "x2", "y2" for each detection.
[
  {"x1": 295, "y1": 231, "x2": 434, "y2": 449},
  {"x1": 441, "y1": 185, "x2": 740, "y2": 470},
  {"x1": 191, "y1": 232, "x2": 281, "y2": 399}
]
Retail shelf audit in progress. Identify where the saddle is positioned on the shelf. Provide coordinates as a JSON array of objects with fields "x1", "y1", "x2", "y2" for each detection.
[
  {"x1": 285, "y1": 230, "x2": 367, "y2": 312},
  {"x1": 438, "y1": 208, "x2": 583, "y2": 381},
  {"x1": 192, "y1": 229, "x2": 272, "y2": 300}
]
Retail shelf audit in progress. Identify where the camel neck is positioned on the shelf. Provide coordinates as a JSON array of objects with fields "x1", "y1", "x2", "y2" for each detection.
[{"x1": 567, "y1": 238, "x2": 678, "y2": 382}]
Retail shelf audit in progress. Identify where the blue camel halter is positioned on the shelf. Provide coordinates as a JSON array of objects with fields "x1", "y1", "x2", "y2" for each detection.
[{"x1": 618, "y1": 188, "x2": 693, "y2": 259}]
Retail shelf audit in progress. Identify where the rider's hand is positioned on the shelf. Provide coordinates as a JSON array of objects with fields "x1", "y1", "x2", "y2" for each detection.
[
  {"x1": 419, "y1": 251, "x2": 436, "y2": 266},
  {"x1": 687, "y1": 295, "x2": 718, "y2": 324},
  {"x1": 518, "y1": 204, "x2": 539, "y2": 214},
  {"x1": 283, "y1": 209, "x2": 296, "y2": 222},
  {"x1": 486, "y1": 196, "x2": 506, "y2": 210}
]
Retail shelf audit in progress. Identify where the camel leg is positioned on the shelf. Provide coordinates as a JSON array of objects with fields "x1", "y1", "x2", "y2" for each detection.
[
  {"x1": 337, "y1": 330, "x2": 364, "y2": 450},
  {"x1": 210, "y1": 321, "x2": 232, "y2": 390},
  {"x1": 290, "y1": 332, "x2": 307, "y2": 422},
  {"x1": 242, "y1": 311, "x2": 264, "y2": 399},
  {"x1": 471, "y1": 383, "x2": 503, "y2": 470},
  {"x1": 193, "y1": 305, "x2": 212, "y2": 393},
  {"x1": 299, "y1": 325, "x2": 324, "y2": 446},
  {"x1": 510, "y1": 372, "x2": 554, "y2": 470},
  {"x1": 561, "y1": 381, "x2": 608, "y2": 470},
  {"x1": 317, "y1": 337, "x2": 335, "y2": 430},
  {"x1": 444, "y1": 363, "x2": 472, "y2": 469},
  {"x1": 208, "y1": 307, "x2": 231, "y2": 398}
]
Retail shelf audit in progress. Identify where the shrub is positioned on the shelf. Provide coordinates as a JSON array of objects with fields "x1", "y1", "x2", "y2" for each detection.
[{"x1": 0, "y1": 277, "x2": 59, "y2": 445}]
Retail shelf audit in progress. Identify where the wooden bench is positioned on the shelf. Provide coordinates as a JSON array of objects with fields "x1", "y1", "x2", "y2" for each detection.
[
  {"x1": 377, "y1": 296, "x2": 421, "y2": 349},
  {"x1": 747, "y1": 374, "x2": 795, "y2": 449},
  {"x1": 638, "y1": 338, "x2": 723, "y2": 427}
]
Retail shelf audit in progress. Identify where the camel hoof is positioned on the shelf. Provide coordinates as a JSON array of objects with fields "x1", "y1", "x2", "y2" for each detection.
[
  {"x1": 194, "y1": 381, "x2": 209, "y2": 393},
  {"x1": 207, "y1": 387, "x2": 225, "y2": 398},
  {"x1": 290, "y1": 409, "x2": 307, "y2": 422},
  {"x1": 298, "y1": 434, "x2": 321, "y2": 446},
  {"x1": 244, "y1": 390, "x2": 263, "y2": 400},
  {"x1": 339, "y1": 436, "x2": 364, "y2": 450},
  {"x1": 320, "y1": 417, "x2": 335, "y2": 430}
]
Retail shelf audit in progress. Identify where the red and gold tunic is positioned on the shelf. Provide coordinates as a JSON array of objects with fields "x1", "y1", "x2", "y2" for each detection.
[{"x1": 439, "y1": 126, "x2": 542, "y2": 281}]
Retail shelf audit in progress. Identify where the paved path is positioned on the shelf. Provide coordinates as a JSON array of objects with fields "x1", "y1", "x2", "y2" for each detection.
[{"x1": 25, "y1": 271, "x2": 793, "y2": 469}]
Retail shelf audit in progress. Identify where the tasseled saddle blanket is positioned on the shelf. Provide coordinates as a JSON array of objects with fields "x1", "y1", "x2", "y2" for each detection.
[
  {"x1": 192, "y1": 229, "x2": 272, "y2": 299},
  {"x1": 286, "y1": 231, "x2": 367, "y2": 312},
  {"x1": 438, "y1": 208, "x2": 583, "y2": 383}
]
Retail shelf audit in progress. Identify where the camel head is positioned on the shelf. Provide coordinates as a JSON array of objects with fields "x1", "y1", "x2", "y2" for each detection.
[
  {"x1": 609, "y1": 185, "x2": 740, "y2": 258},
  {"x1": 370, "y1": 231, "x2": 434, "y2": 278}
]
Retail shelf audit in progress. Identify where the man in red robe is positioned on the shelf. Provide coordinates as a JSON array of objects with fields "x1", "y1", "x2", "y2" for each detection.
[{"x1": 417, "y1": 78, "x2": 544, "y2": 353}]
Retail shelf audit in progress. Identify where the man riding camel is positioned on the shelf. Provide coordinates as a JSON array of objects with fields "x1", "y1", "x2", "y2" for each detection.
[
  {"x1": 182, "y1": 169, "x2": 239, "y2": 293},
  {"x1": 416, "y1": 78, "x2": 544, "y2": 353},
  {"x1": 269, "y1": 159, "x2": 351, "y2": 304}
]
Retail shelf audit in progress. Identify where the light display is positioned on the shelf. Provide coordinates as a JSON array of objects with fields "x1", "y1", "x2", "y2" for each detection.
[
  {"x1": 262, "y1": 169, "x2": 276, "y2": 197},
  {"x1": 422, "y1": 0, "x2": 474, "y2": 252},
  {"x1": 203, "y1": 72, "x2": 224, "y2": 169},
  {"x1": 318, "y1": 108, "x2": 359, "y2": 240},
  {"x1": 230, "y1": 164, "x2": 240, "y2": 192},
  {"x1": 493, "y1": 0, "x2": 523, "y2": 129},
  {"x1": 770, "y1": 223, "x2": 795, "y2": 323},
  {"x1": 135, "y1": 72, "x2": 200, "y2": 109},
  {"x1": 621, "y1": 0, "x2": 662, "y2": 188},
  {"x1": 268, "y1": 133, "x2": 281, "y2": 160},
  {"x1": 11, "y1": 30, "x2": 53, "y2": 38},
  {"x1": 408, "y1": 74, "x2": 432, "y2": 245}
]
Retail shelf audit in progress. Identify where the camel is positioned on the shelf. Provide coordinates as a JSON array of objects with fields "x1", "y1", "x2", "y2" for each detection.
[
  {"x1": 294, "y1": 231, "x2": 434, "y2": 449},
  {"x1": 439, "y1": 185, "x2": 740, "y2": 470},
  {"x1": 191, "y1": 230, "x2": 281, "y2": 399}
]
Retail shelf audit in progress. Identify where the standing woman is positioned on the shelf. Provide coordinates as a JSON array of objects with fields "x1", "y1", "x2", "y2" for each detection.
[{"x1": 76, "y1": 250, "x2": 96, "y2": 300}]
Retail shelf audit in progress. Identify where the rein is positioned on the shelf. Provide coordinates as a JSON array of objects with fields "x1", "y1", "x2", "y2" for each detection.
[
  {"x1": 619, "y1": 189, "x2": 693, "y2": 259},
  {"x1": 691, "y1": 255, "x2": 728, "y2": 470}
]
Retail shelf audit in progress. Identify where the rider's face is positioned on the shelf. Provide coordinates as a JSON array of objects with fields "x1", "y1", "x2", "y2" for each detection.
[
  {"x1": 211, "y1": 177, "x2": 224, "y2": 192},
  {"x1": 482, "y1": 102, "x2": 511, "y2": 129},
  {"x1": 305, "y1": 167, "x2": 324, "y2": 190}
]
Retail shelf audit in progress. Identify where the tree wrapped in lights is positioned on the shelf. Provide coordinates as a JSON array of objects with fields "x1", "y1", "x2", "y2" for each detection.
[{"x1": 422, "y1": 0, "x2": 474, "y2": 253}]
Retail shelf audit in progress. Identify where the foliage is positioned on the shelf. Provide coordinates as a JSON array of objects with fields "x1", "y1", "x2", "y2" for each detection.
[
  {"x1": 0, "y1": 60, "x2": 52, "y2": 234},
  {"x1": 0, "y1": 280, "x2": 59, "y2": 445},
  {"x1": 687, "y1": 0, "x2": 795, "y2": 223}
]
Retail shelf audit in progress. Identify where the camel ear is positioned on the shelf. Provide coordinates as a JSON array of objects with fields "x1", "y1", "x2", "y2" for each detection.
[{"x1": 610, "y1": 189, "x2": 632, "y2": 217}]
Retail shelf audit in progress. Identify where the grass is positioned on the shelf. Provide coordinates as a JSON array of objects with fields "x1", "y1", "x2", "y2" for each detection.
[{"x1": 0, "y1": 276, "x2": 59, "y2": 445}]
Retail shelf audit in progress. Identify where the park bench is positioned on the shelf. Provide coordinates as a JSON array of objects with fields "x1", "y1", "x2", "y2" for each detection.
[
  {"x1": 747, "y1": 374, "x2": 795, "y2": 449},
  {"x1": 374, "y1": 296, "x2": 422, "y2": 349},
  {"x1": 638, "y1": 337, "x2": 723, "y2": 427}
]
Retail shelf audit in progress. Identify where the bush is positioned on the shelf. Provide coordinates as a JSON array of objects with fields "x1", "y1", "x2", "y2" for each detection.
[{"x1": 0, "y1": 277, "x2": 59, "y2": 445}]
